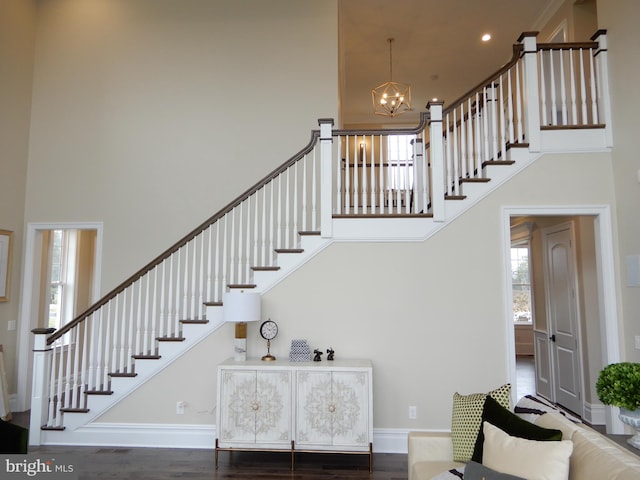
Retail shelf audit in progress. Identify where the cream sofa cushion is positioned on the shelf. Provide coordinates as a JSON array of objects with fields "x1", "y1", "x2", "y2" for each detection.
[{"x1": 482, "y1": 421, "x2": 573, "y2": 480}]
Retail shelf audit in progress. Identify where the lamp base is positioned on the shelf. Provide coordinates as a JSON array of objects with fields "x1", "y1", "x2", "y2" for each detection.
[{"x1": 261, "y1": 354, "x2": 276, "y2": 361}]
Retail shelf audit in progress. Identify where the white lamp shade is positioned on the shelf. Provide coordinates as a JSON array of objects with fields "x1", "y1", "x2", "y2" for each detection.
[{"x1": 222, "y1": 291, "x2": 261, "y2": 323}]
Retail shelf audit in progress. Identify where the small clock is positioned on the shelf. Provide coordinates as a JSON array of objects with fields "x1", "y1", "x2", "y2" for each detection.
[{"x1": 259, "y1": 319, "x2": 278, "y2": 361}]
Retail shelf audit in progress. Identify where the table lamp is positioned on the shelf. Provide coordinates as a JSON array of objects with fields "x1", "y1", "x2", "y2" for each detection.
[{"x1": 222, "y1": 290, "x2": 261, "y2": 361}]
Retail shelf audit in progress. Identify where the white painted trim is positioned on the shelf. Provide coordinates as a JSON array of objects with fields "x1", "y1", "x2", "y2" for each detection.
[
  {"x1": 501, "y1": 205, "x2": 624, "y2": 434},
  {"x1": 39, "y1": 423, "x2": 413, "y2": 453},
  {"x1": 584, "y1": 401, "x2": 606, "y2": 426},
  {"x1": 16, "y1": 222, "x2": 103, "y2": 412}
]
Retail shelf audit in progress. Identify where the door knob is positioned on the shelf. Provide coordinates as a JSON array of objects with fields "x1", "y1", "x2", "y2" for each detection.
[{"x1": 550, "y1": 334, "x2": 556, "y2": 342}]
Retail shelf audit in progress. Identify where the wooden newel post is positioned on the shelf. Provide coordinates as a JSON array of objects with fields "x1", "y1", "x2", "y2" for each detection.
[
  {"x1": 427, "y1": 101, "x2": 445, "y2": 222},
  {"x1": 319, "y1": 118, "x2": 334, "y2": 238},
  {"x1": 29, "y1": 327, "x2": 55, "y2": 446}
]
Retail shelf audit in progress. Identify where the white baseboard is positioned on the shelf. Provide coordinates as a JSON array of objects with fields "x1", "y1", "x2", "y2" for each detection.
[
  {"x1": 584, "y1": 401, "x2": 606, "y2": 426},
  {"x1": 39, "y1": 422, "x2": 413, "y2": 454}
]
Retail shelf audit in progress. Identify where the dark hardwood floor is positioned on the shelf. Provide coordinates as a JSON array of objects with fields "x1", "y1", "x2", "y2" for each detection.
[
  {"x1": 8, "y1": 412, "x2": 406, "y2": 479},
  {"x1": 13, "y1": 445, "x2": 407, "y2": 479}
]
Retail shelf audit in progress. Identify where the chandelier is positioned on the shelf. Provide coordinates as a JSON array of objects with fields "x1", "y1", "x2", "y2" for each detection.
[{"x1": 371, "y1": 38, "x2": 412, "y2": 117}]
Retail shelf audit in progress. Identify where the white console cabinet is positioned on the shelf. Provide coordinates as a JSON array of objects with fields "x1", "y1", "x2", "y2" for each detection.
[{"x1": 216, "y1": 358, "x2": 373, "y2": 470}]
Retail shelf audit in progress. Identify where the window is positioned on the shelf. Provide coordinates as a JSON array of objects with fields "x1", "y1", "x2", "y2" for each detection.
[
  {"x1": 387, "y1": 134, "x2": 415, "y2": 190},
  {"x1": 48, "y1": 230, "x2": 65, "y2": 330},
  {"x1": 511, "y1": 244, "x2": 532, "y2": 323}
]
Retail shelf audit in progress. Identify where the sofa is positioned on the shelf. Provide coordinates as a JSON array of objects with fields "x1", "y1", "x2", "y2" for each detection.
[{"x1": 409, "y1": 394, "x2": 640, "y2": 480}]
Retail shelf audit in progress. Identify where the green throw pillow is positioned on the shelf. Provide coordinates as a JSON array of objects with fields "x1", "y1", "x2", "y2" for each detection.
[
  {"x1": 451, "y1": 383, "x2": 511, "y2": 462},
  {"x1": 465, "y1": 461, "x2": 526, "y2": 480},
  {"x1": 471, "y1": 395, "x2": 563, "y2": 463}
]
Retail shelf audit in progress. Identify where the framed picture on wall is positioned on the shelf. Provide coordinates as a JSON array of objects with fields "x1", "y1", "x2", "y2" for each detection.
[{"x1": 0, "y1": 229, "x2": 13, "y2": 302}]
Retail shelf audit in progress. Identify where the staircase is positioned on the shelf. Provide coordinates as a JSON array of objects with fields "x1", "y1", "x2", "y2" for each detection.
[{"x1": 29, "y1": 30, "x2": 613, "y2": 446}]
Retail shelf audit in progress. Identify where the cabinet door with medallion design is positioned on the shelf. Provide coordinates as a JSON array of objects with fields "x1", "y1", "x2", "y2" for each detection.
[
  {"x1": 295, "y1": 369, "x2": 370, "y2": 451},
  {"x1": 218, "y1": 368, "x2": 292, "y2": 448}
]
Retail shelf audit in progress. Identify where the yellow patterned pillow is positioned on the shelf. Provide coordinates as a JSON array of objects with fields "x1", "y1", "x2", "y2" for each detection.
[{"x1": 451, "y1": 383, "x2": 511, "y2": 462}]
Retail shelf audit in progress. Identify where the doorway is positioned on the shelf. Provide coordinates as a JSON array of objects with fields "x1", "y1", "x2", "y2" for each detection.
[
  {"x1": 503, "y1": 206, "x2": 623, "y2": 433},
  {"x1": 15, "y1": 222, "x2": 102, "y2": 412}
]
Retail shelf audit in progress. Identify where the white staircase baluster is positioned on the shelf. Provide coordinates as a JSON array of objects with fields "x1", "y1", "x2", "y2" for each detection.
[
  {"x1": 507, "y1": 69, "x2": 515, "y2": 145},
  {"x1": 589, "y1": 46, "x2": 599, "y2": 124},
  {"x1": 79, "y1": 316, "x2": 89, "y2": 407},
  {"x1": 549, "y1": 49, "x2": 558, "y2": 125},
  {"x1": 460, "y1": 104, "x2": 467, "y2": 179},
  {"x1": 452, "y1": 108, "x2": 460, "y2": 195},
  {"x1": 261, "y1": 186, "x2": 268, "y2": 267},
  {"x1": 244, "y1": 199, "x2": 251, "y2": 281},
  {"x1": 102, "y1": 302, "x2": 112, "y2": 389},
  {"x1": 569, "y1": 49, "x2": 578, "y2": 124},
  {"x1": 159, "y1": 263, "x2": 166, "y2": 340},
  {"x1": 182, "y1": 244, "x2": 189, "y2": 320},
  {"x1": 253, "y1": 193, "x2": 259, "y2": 274},
  {"x1": 311, "y1": 144, "x2": 318, "y2": 230},
  {"x1": 345, "y1": 135, "x2": 351, "y2": 214},
  {"x1": 482, "y1": 85, "x2": 490, "y2": 162},
  {"x1": 559, "y1": 49, "x2": 568, "y2": 125},
  {"x1": 127, "y1": 284, "x2": 135, "y2": 369},
  {"x1": 268, "y1": 184, "x2": 275, "y2": 265},
  {"x1": 377, "y1": 134, "x2": 383, "y2": 213},
  {"x1": 498, "y1": 77, "x2": 506, "y2": 161},
  {"x1": 210, "y1": 223, "x2": 218, "y2": 302},
  {"x1": 151, "y1": 268, "x2": 157, "y2": 352},
  {"x1": 369, "y1": 135, "x2": 375, "y2": 213},
  {"x1": 539, "y1": 51, "x2": 548, "y2": 126},
  {"x1": 135, "y1": 277, "x2": 143, "y2": 354},
  {"x1": 579, "y1": 49, "x2": 588, "y2": 124},
  {"x1": 474, "y1": 92, "x2": 482, "y2": 172}
]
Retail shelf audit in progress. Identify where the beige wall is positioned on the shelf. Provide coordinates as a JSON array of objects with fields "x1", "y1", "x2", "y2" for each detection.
[
  {"x1": 0, "y1": 0, "x2": 35, "y2": 396},
  {"x1": 25, "y1": 0, "x2": 339, "y2": 294},
  {"x1": 101, "y1": 152, "x2": 616, "y2": 428},
  {"x1": 538, "y1": 0, "x2": 597, "y2": 41},
  {"x1": 598, "y1": 0, "x2": 640, "y2": 362}
]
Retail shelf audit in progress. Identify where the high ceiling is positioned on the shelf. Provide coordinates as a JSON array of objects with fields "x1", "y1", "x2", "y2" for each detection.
[{"x1": 339, "y1": 0, "x2": 563, "y2": 126}]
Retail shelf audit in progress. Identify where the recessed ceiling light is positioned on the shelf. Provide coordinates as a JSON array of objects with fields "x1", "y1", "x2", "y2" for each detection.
[{"x1": 482, "y1": 33, "x2": 492, "y2": 42}]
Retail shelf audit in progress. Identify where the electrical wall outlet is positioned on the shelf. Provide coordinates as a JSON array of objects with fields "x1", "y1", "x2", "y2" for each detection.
[
  {"x1": 635, "y1": 335, "x2": 640, "y2": 350},
  {"x1": 409, "y1": 405, "x2": 417, "y2": 419},
  {"x1": 176, "y1": 401, "x2": 185, "y2": 414},
  {"x1": 7, "y1": 320, "x2": 16, "y2": 331}
]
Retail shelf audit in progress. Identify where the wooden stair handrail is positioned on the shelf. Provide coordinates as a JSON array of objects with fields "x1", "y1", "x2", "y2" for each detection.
[
  {"x1": 443, "y1": 43, "x2": 524, "y2": 117},
  {"x1": 49, "y1": 128, "x2": 320, "y2": 344}
]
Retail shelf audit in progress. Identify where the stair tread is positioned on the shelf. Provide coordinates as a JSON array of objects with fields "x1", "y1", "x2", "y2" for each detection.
[
  {"x1": 333, "y1": 213, "x2": 433, "y2": 219},
  {"x1": 227, "y1": 284, "x2": 257, "y2": 289},
  {"x1": 445, "y1": 195, "x2": 467, "y2": 200},
  {"x1": 157, "y1": 336, "x2": 185, "y2": 342},
  {"x1": 41, "y1": 425, "x2": 66, "y2": 431},
  {"x1": 85, "y1": 390, "x2": 114, "y2": 395},
  {"x1": 483, "y1": 160, "x2": 515, "y2": 166},
  {"x1": 252, "y1": 266, "x2": 281, "y2": 271},
  {"x1": 132, "y1": 354, "x2": 161, "y2": 360},
  {"x1": 274, "y1": 248, "x2": 304, "y2": 253},
  {"x1": 204, "y1": 301, "x2": 222, "y2": 307},
  {"x1": 60, "y1": 408, "x2": 90, "y2": 413},
  {"x1": 180, "y1": 319, "x2": 209, "y2": 324},
  {"x1": 109, "y1": 372, "x2": 137, "y2": 377},
  {"x1": 460, "y1": 177, "x2": 491, "y2": 183},
  {"x1": 298, "y1": 231, "x2": 321, "y2": 236}
]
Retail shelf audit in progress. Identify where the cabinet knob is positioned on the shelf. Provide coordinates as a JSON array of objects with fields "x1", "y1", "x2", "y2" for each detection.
[
  {"x1": 328, "y1": 404, "x2": 336, "y2": 413},
  {"x1": 252, "y1": 402, "x2": 260, "y2": 411}
]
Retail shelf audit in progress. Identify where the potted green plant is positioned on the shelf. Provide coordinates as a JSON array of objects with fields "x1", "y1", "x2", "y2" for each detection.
[{"x1": 596, "y1": 362, "x2": 640, "y2": 449}]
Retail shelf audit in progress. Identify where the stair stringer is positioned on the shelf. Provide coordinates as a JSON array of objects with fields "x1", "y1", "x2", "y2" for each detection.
[{"x1": 40, "y1": 306, "x2": 225, "y2": 444}]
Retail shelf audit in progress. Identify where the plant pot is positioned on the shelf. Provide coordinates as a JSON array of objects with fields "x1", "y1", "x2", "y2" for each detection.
[{"x1": 618, "y1": 408, "x2": 640, "y2": 449}]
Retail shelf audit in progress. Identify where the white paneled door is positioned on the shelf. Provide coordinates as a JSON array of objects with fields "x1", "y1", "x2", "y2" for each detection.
[{"x1": 543, "y1": 222, "x2": 583, "y2": 415}]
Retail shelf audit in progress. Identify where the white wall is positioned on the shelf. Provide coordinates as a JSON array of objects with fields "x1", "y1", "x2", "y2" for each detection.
[
  {"x1": 0, "y1": 0, "x2": 35, "y2": 397},
  {"x1": 597, "y1": 0, "x2": 640, "y2": 362}
]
